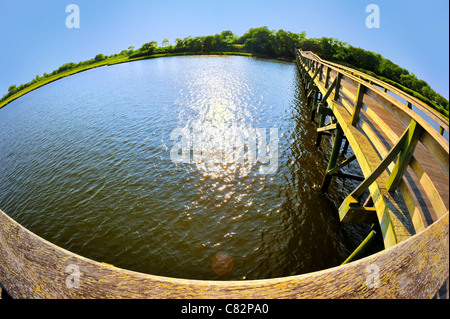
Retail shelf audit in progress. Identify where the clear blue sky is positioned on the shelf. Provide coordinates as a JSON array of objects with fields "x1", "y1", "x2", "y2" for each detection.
[{"x1": 0, "y1": 0, "x2": 448, "y2": 99}]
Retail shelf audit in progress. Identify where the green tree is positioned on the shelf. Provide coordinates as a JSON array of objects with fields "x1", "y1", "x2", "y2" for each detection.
[
  {"x1": 202, "y1": 35, "x2": 215, "y2": 52},
  {"x1": 140, "y1": 41, "x2": 158, "y2": 53},
  {"x1": 221, "y1": 30, "x2": 236, "y2": 43},
  {"x1": 94, "y1": 54, "x2": 105, "y2": 62},
  {"x1": 8, "y1": 85, "x2": 17, "y2": 93}
]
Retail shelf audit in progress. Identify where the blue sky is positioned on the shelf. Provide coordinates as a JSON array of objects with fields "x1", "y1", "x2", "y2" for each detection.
[{"x1": 0, "y1": 0, "x2": 448, "y2": 99}]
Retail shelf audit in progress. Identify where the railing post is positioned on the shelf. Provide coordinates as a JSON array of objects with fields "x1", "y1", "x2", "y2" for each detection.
[
  {"x1": 333, "y1": 73, "x2": 342, "y2": 101},
  {"x1": 351, "y1": 83, "x2": 367, "y2": 126},
  {"x1": 324, "y1": 67, "x2": 331, "y2": 89}
]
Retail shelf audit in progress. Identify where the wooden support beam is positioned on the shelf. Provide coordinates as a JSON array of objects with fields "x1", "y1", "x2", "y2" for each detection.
[
  {"x1": 347, "y1": 123, "x2": 410, "y2": 200},
  {"x1": 385, "y1": 120, "x2": 423, "y2": 192},
  {"x1": 342, "y1": 139, "x2": 350, "y2": 155},
  {"x1": 327, "y1": 154, "x2": 357, "y2": 175},
  {"x1": 317, "y1": 123, "x2": 337, "y2": 133},
  {"x1": 316, "y1": 112, "x2": 327, "y2": 146},
  {"x1": 309, "y1": 90, "x2": 319, "y2": 120},
  {"x1": 318, "y1": 105, "x2": 334, "y2": 117},
  {"x1": 320, "y1": 77, "x2": 338, "y2": 104},
  {"x1": 324, "y1": 67, "x2": 331, "y2": 89},
  {"x1": 321, "y1": 124, "x2": 344, "y2": 192},
  {"x1": 341, "y1": 230, "x2": 379, "y2": 264},
  {"x1": 339, "y1": 196, "x2": 378, "y2": 223},
  {"x1": 333, "y1": 73, "x2": 342, "y2": 101},
  {"x1": 351, "y1": 83, "x2": 367, "y2": 126},
  {"x1": 308, "y1": 65, "x2": 322, "y2": 88}
]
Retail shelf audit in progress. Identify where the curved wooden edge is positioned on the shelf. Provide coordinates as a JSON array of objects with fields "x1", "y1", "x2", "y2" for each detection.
[{"x1": 0, "y1": 208, "x2": 448, "y2": 299}]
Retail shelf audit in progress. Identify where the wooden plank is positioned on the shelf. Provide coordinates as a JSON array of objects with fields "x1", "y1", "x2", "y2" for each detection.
[
  {"x1": 410, "y1": 157, "x2": 448, "y2": 219},
  {"x1": 324, "y1": 67, "x2": 331, "y2": 89},
  {"x1": 349, "y1": 126, "x2": 408, "y2": 199},
  {"x1": 333, "y1": 73, "x2": 342, "y2": 101},
  {"x1": 0, "y1": 208, "x2": 448, "y2": 299},
  {"x1": 327, "y1": 154, "x2": 357, "y2": 176},
  {"x1": 329, "y1": 100, "x2": 400, "y2": 248},
  {"x1": 358, "y1": 117, "x2": 429, "y2": 232},
  {"x1": 301, "y1": 50, "x2": 449, "y2": 132},
  {"x1": 317, "y1": 123, "x2": 337, "y2": 133},
  {"x1": 321, "y1": 124, "x2": 344, "y2": 191},
  {"x1": 419, "y1": 131, "x2": 449, "y2": 176},
  {"x1": 386, "y1": 120, "x2": 423, "y2": 192},
  {"x1": 398, "y1": 179, "x2": 427, "y2": 232},
  {"x1": 364, "y1": 88, "x2": 449, "y2": 175}
]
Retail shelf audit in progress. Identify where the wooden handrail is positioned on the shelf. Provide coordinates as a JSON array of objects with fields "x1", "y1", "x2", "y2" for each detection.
[
  {"x1": 296, "y1": 49, "x2": 448, "y2": 251},
  {"x1": 302, "y1": 51, "x2": 449, "y2": 132},
  {"x1": 0, "y1": 208, "x2": 448, "y2": 298},
  {"x1": 297, "y1": 50, "x2": 449, "y2": 175}
]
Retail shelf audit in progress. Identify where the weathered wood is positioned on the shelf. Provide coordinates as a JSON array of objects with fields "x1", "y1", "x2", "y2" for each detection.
[
  {"x1": 308, "y1": 65, "x2": 322, "y2": 88},
  {"x1": 333, "y1": 73, "x2": 342, "y2": 101},
  {"x1": 0, "y1": 208, "x2": 448, "y2": 299},
  {"x1": 351, "y1": 83, "x2": 367, "y2": 126},
  {"x1": 298, "y1": 49, "x2": 448, "y2": 253},
  {"x1": 321, "y1": 124, "x2": 344, "y2": 191},
  {"x1": 341, "y1": 230, "x2": 379, "y2": 264},
  {"x1": 317, "y1": 123, "x2": 337, "y2": 133},
  {"x1": 304, "y1": 50, "x2": 449, "y2": 133},
  {"x1": 349, "y1": 125, "x2": 409, "y2": 199},
  {"x1": 327, "y1": 154, "x2": 357, "y2": 176},
  {"x1": 386, "y1": 120, "x2": 423, "y2": 192},
  {"x1": 324, "y1": 67, "x2": 331, "y2": 89},
  {"x1": 320, "y1": 76, "x2": 338, "y2": 103},
  {"x1": 410, "y1": 157, "x2": 448, "y2": 219}
]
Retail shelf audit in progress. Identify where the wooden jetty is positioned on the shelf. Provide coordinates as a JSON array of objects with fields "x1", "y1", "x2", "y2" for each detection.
[{"x1": 0, "y1": 50, "x2": 448, "y2": 299}]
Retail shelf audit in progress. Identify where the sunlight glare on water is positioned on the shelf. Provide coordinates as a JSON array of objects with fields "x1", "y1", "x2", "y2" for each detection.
[{"x1": 0, "y1": 56, "x2": 364, "y2": 280}]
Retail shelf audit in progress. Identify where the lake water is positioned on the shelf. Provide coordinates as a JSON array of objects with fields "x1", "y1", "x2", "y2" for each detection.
[{"x1": 0, "y1": 56, "x2": 367, "y2": 280}]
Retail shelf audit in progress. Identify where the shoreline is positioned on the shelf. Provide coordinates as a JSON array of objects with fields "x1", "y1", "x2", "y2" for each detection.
[{"x1": 0, "y1": 51, "x2": 294, "y2": 110}]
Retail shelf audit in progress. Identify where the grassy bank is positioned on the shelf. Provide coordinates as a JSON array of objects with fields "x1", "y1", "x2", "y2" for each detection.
[
  {"x1": 0, "y1": 51, "x2": 265, "y2": 110},
  {"x1": 2, "y1": 27, "x2": 448, "y2": 117}
]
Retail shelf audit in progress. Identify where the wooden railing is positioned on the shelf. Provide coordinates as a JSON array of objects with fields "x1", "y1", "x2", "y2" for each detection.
[
  {"x1": 0, "y1": 51, "x2": 448, "y2": 299},
  {"x1": 304, "y1": 51, "x2": 449, "y2": 136},
  {"x1": 0, "y1": 208, "x2": 448, "y2": 298},
  {"x1": 296, "y1": 49, "x2": 448, "y2": 247}
]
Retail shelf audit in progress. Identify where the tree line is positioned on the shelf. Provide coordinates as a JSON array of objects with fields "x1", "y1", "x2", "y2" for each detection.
[{"x1": 2, "y1": 27, "x2": 448, "y2": 117}]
